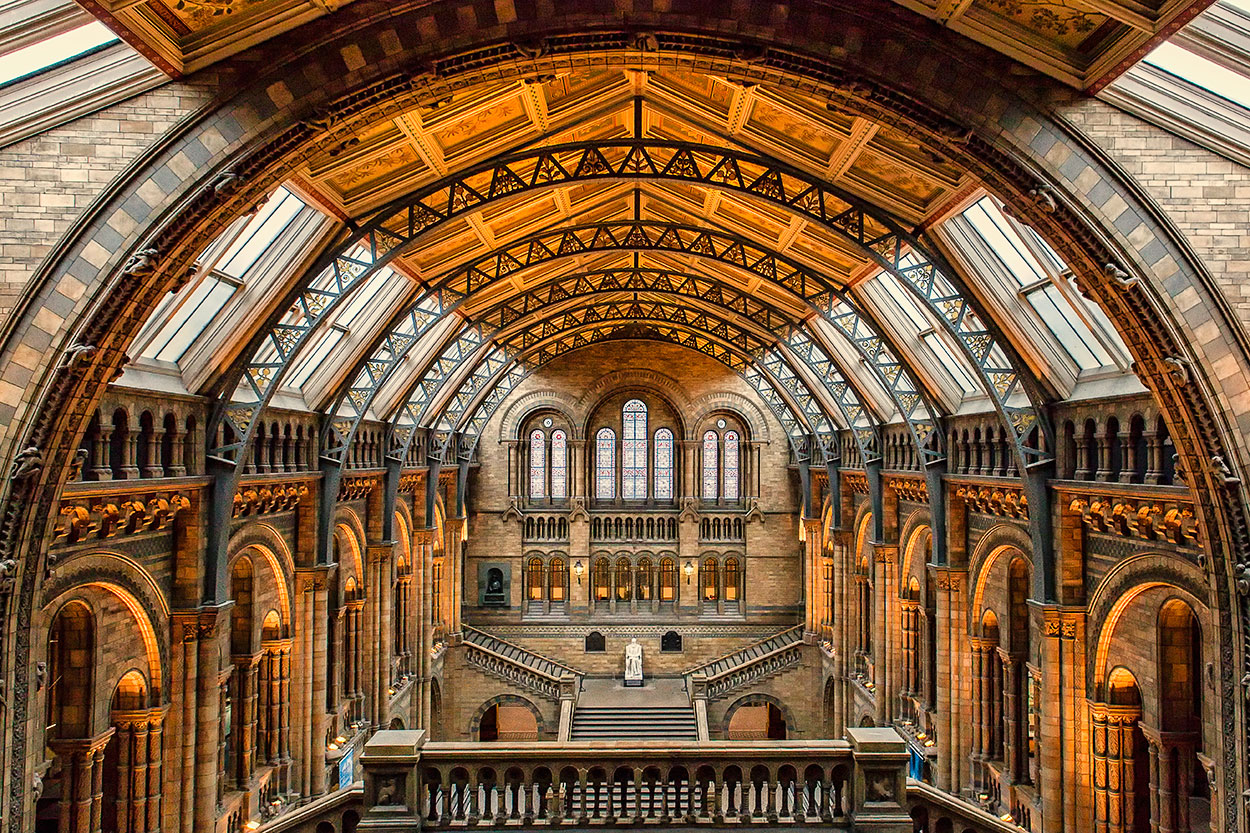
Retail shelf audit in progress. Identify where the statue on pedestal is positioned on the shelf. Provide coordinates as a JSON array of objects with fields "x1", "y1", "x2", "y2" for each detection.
[{"x1": 624, "y1": 638, "x2": 644, "y2": 686}]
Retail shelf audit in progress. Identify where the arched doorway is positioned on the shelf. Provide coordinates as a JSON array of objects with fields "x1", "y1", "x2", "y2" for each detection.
[
  {"x1": 477, "y1": 702, "x2": 539, "y2": 742},
  {"x1": 728, "y1": 703, "x2": 786, "y2": 740}
]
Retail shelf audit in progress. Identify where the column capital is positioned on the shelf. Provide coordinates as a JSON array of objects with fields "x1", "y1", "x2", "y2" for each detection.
[{"x1": 295, "y1": 564, "x2": 334, "y2": 592}]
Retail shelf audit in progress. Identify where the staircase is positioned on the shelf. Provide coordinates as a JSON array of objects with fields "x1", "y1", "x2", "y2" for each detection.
[
  {"x1": 683, "y1": 626, "x2": 805, "y2": 701},
  {"x1": 461, "y1": 625, "x2": 581, "y2": 702},
  {"x1": 570, "y1": 704, "x2": 699, "y2": 741}
]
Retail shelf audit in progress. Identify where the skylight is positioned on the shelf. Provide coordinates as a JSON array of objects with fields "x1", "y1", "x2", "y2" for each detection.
[
  {"x1": 0, "y1": 21, "x2": 117, "y2": 87},
  {"x1": 1143, "y1": 41, "x2": 1250, "y2": 110}
]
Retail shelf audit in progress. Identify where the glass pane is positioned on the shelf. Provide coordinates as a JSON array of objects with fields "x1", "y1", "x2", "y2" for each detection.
[
  {"x1": 654, "y1": 428, "x2": 674, "y2": 500},
  {"x1": 550, "y1": 430, "x2": 567, "y2": 499},
  {"x1": 217, "y1": 189, "x2": 304, "y2": 278},
  {"x1": 596, "y1": 428, "x2": 615, "y2": 499},
  {"x1": 0, "y1": 21, "x2": 118, "y2": 86},
  {"x1": 149, "y1": 277, "x2": 237, "y2": 363},
  {"x1": 623, "y1": 399, "x2": 647, "y2": 499},
  {"x1": 723, "y1": 430, "x2": 740, "y2": 500},
  {"x1": 702, "y1": 430, "x2": 719, "y2": 500},
  {"x1": 529, "y1": 430, "x2": 545, "y2": 498},
  {"x1": 702, "y1": 558, "x2": 718, "y2": 601},
  {"x1": 549, "y1": 559, "x2": 566, "y2": 601},
  {"x1": 287, "y1": 327, "x2": 344, "y2": 389},
  {"x1": 616, "y1": 559, "x2": 632, "y2": 601},
  {"x1": 660, "y1": 558, "x2": 676, "y2": 602},
  {"x1": 1024, "y1": 285, "x2": 1110, "y2": 370},
  {"x1": 1144, "y1": 41, "x2": 1250, "y2": 110},
  {"x1": 964, "y1": 197, "x2": 1045, "y2": 287}
]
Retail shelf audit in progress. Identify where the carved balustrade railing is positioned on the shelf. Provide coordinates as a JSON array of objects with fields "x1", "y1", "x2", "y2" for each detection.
[
  {"x1": 684, "y1": 626, "x2": 805, "y2": 702},
  {"x1": 356, "y1": 730, "x2": 915, "y2": 831},
  {"x1": 461, "y1": 626, "x2": 581, "y2": 703}
]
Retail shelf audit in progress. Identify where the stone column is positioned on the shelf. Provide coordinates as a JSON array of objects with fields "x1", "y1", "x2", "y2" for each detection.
[
  {"x1": 192, "y1": 611, "x2": 223, "y2": 833},
  {"x1": 311, "y1": 573, "x2": 331, "y2": 795},
  {"x1": 1000, "y1": 649, "x2": 1024, "y2": 787},
  {"x1": 91, "y1": 423, "x2": 113, "y2": 480},
  {"x1": 1089, "y1": 701, "x2": 1141, "y2": 833},
  {"x1": 368, "y1": 542, "x2": 396, "y2": 728},
  {"x1": 49, "y1": 731, "x2": 115, "y2": 833},
  {"x1": 802, "y1": 518, "x2": 822, "y2": 637},
  {"x1": 143, "y1": 427, "x2": 165, "y2": 478}
]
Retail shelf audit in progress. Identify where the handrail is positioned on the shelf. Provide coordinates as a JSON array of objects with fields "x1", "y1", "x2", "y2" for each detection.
[
  {"x1": 681, "y1": 625, "x2": 804, "y2": 677},
  {"x1": 256, "y1": 785, "x2": 362, "y2": 833},
  {"x1": 462, "y1": 625, "x2": 582, "y2": 702},
  {"x1": 907, "y1": 778, "x2": 1021, "y2": 833}
]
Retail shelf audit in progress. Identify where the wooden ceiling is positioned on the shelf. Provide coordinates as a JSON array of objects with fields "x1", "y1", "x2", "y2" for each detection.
[{"x1": 77, "y1": 0, "x2": 1213, "y2": 88}]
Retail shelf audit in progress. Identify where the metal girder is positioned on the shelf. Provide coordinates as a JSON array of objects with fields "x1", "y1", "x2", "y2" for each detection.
[
  {"x1": 400, "y1": 320, "x2": 817, "y2": 465},
  {"x1": 352, "y1": 224, "x2": 939, "y2": 465},
  {"x1": 375, "y1": 270, "x2": 884, "y2": 467},
  {"x1": 215, "y1": 140, "x2": 1045, "y2": 476},
  {"x1": 444, "y1": 302, "x2": 836, "y2": 444}
]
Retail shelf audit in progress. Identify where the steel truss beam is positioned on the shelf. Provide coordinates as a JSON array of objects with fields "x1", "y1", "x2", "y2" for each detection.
[
  {"x1": 211, "y1": 140, "x2": 1047, "y2": 471},
  {"x1": 405, "y1": 311, "x2": 834, "y2": 465},
  {"x1": 380, "y1": 271, "x2": 882, "y2": 465}
]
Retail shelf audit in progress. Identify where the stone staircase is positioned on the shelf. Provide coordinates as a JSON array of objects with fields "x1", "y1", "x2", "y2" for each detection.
[
  {"x1": 461, "y1": 625, "x2": 581, "y2": 702},
  {"x1": 570, "y1": 705, "x2": 699, "y2": 741},
  {"x1": 683, "y1": 625, "x2": 805, "y2": 701}
]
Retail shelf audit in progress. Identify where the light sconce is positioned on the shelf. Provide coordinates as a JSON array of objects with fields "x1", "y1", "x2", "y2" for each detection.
[
  {"x1": 573, "y1": 560, "x2": 584, "y2": 584},
  {"x1": 683, "y1": 561, "x2": 694, "y2": 584}
]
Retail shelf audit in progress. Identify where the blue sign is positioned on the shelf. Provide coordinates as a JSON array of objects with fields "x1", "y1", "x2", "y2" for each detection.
[{"x1": 339, "y1": 743, "x2": 355, "y2": 789}]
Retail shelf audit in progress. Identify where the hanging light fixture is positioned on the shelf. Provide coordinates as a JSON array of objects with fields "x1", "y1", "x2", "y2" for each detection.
[
  {"x1": 573, "y1": 560, "x2": 584, "y2": 584},
  {"x1": 683, "y1": 561, "x2": 694, "y2": 584}
]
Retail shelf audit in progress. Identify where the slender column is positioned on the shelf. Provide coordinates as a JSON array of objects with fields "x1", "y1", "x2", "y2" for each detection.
[
  {"x1": 120, "y1": 424, "x2": 141, "y2": 479},
  {"x1": 1143, "y1": 432, "x2": 1162, "y2": 484},
  {"x1": 1000, "y1": 650, "x2": 1024, "y2": 785},
  {"x1": 970, "y1": 637, "x2": 985, "y2": 786},
  {"x1": 143, "y1": 428, "x2": 164, "y2": 478},
  {"x1": 91, "y1": 425, "x2": 113, "y2": 480}
]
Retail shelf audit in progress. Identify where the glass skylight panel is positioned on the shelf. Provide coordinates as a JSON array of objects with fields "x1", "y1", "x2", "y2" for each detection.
[
  {"x1": 921, "y1": 332, "x2": 979, "y2": 394},
  {"x1": 142, "y1": 276, "x2": 237, "y2": 363},
  {"x1": 1144, "y1": 41, "x2": 1250, "y2": 110},
  {"x1": 217, "y1": 189, "x2": 304, "y2": 278},
  {"x1": 0, "y1": 20, "x2": 117, "y2": 87},
  {"x1": 288, "y1": 327, "x2": 345, "y2": 389},
  {"x1": 960, "y1": 196, "x2": 1117, "y2": 371}
]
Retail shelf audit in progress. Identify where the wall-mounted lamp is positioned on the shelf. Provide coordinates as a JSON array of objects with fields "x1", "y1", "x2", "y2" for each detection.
[
  {"x1": 573, "y1": 560, "x2": 584, "y2": 584},
  {"x1": 683, "y1": 561, "x2": 694, "y2": 584}
]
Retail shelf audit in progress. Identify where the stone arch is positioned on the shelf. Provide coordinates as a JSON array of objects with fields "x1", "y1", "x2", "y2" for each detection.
[
  {"x1": 1089, "y1": 554, "x2": 1212, "y2": 698},
  {"x1": 898, "y1": 508, "x2": 933, "y2": 588},
  {"x1": 0, "y1": 2, "x2": 1248, "y2": 818},
  {"x1": 688, "y1": 391, "x2": 772, "y2": 446},
  {"x1": 968, "y1": 524, "x2": 1034, "y2": 628},
  {"x1": 467, "y1": 694, "x2": 546, "y2": 740},
  {"x1": 721, "y1": 693, "x2": 797, "y2": 739},
  {"x1": 575, "y1": 369, "x2": 695, "y2": 438},
  {"x1": 497, "y1": 389, "x2": 582, "y2": 443}
]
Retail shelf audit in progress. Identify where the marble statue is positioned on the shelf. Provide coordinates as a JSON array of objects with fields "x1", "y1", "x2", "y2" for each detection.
[{"x1": 624, "y1": 638, "x2": 643, "y2": 686}]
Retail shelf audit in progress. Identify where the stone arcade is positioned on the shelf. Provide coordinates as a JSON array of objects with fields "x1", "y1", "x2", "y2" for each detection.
[{"x1": 0, "y1": 2, "x2": 1248, "y2": 833}]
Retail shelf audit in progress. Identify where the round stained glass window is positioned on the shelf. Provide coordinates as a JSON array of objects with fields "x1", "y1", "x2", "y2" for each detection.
[
  {"x1": 716, "y1": 418, "x2": 726, "y2": 429},
  {"x1": 543, "y1": 417, "x2": 553, "y2": 428}
]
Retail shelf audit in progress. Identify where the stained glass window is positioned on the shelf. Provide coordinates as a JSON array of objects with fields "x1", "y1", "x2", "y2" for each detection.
[
  {"x1": 527, "y1": 557, "x2": 543, "y2": 600},
  {"x1": 702, "y1": 430, "x2": 719, "y2": 500},
  {"x1": 725, "y1": 557, "x2": 741, "y2": 601},
  {"x1": 723, "y1": 430, "x2": 740, "y2": 500},
  {"x1": 702, "y1": 557, "x2": 719, "y2": 601},
  {"x1": 593, "y1": 557, "x2": 610, "y2": 601},
  {"x1": 596, "y1": 427, "x2": 616, "y2": 499},
  {"x1": 623, "y1": 399, "x2": 648, "y2": 499},
  {"x1": 550, "y1": 430, "x2": 567, "y2": 499},
  {"x1": 529, "y1": 429, "x2": 545, "y2": 498},
  {"x1": 654, "y1": 428, "x2": 674, "y2": 500},
  {"x1": 637, "y1": 557, "x2": 653, "y2": 600}
]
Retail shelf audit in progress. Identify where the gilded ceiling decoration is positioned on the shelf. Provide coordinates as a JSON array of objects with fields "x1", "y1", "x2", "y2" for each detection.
[{"x1": 79, "y1": 0, "x2": 1210, "y2": 86}]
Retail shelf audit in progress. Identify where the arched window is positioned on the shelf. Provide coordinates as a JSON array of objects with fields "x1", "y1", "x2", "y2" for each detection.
[
  {"x1": 616, "y1": 557, "x2": 633, "y2": 601},
  {"x1": 592, "y1": 557, "x2": 610, "y2": 601},
  {"x1": 701, "y1": 556, "x2": 719, "y2": 601},
  {"x1": 551, "y1": 430, "x2": 567, "y2": 499},
  {"x1": 596, "y1": 427, "x2": 616, "y2": 499},
  {"x1": 725, "y1": 557, "x2": 741, "y2": 602},
  {"x1": 526, "y1": 557, "x2": 543, "y2": 600},
  {"x1": 623, "y1": 399, "x2": 648, "y2": 499},
  {"x1": 637, "y1": 557, "x2": 653, "y2": 600},
  {"x1": 654, "y1": 428, "x2": 674, "y2": 500},
  {"x1": 549, "y1": 557, "x2": 567, "y2": 602},
  {"x1": 529, "y1": 429, "x2": 545, "y2": 498},
  {"x1": 702, "y1": 430, "x2": 719, "y2": 500},
  {"x1": 660, "y1": 557, "x2": 677, "y2": 602},
  {"x1": 723, "y1": 430, "x2": 740, "y2": 500}
]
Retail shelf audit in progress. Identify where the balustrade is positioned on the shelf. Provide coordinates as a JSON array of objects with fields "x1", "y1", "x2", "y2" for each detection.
[
  {"x1": 699, "y1": 515, "x2": 744, "y2": 542},
  {"x1": 355, "y1": 730, "x2": 915, "y2": 832}
]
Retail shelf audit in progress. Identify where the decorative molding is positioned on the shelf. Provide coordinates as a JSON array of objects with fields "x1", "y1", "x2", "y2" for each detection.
[
  {"x1": 54, "y1": 488, "x2": 191, "y2": 546},
  {"x1": 954, "y1": 483, "x2": 1028, "y2": 519}
]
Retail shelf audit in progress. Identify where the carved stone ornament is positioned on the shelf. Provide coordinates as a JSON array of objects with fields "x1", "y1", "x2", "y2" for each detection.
[
  {"x1": 1163, "y1": 356, "x2": 1190, "y2": 386},
  {"x1": 1028, "y1": 186, "x2": 1057, "y2": 213},
  {"x1": 501, "y1": 496, "x2": 523, "y2": 522},
  {"x1": 122, "y1": 247, "x2": 160, "y2": 277},
  {"x1": 1103, "y1": 262, "x2": 1139, "y2": 290},
  {"x1": 58, "y1": 343, "x2": 95, "y2": 369},
  {"x1": 631, "y1": 32, "x2": 659, "y2": 52},
  {"x1": 568, "y1": 496, "x2": 589, "y2": 522},
  {"x1": 9, "y1": 446, "x2": 43, "y2": 487},
  {"x1": 513, "y1": 40, "x2": 547, "y2": 60}
]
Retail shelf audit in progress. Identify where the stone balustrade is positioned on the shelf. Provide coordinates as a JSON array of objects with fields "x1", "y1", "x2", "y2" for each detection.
[
  {"x1": 355, "y1": 729, "x2": 915, "y2": 832},
  {"x1": 685, "y1": 626, "x2": 806, "y2": 703}
]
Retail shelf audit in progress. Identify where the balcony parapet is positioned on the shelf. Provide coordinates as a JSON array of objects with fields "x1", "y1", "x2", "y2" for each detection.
[{"x1": 357, "y1": 730, "x2": 912, "y2": 831}]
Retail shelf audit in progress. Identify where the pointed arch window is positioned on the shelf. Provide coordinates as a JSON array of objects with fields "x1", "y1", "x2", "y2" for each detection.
[
  {"x1": 596, "y1": 428, "x2": 616, "y2": 500},
  {"x1": 551, "y1": 430, "x2": 567, "y2": 499},
  {"x1": 529, "y1": 429, "x2": 546, "y2": 498},
  {"x1": 723, "y1": 430, "x2": 740, "y2": 501},
  {"x1": 654, "y1": 428, "x2": 674, "y2": 500},
  {"x1": 623, "y1": 399, "x2": 648, "y2": 499},
  {"x1": 702, "y1": 430, "x2": 719, "y2": 500}
]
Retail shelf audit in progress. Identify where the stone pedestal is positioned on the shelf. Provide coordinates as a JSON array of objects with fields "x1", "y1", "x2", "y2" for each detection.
[
  {"x1": 358, "y1": 730, "x2": 428, "y2": 833},
  {"x1": 846, "y1": 727, "x2": 912, "y2": 833}
]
